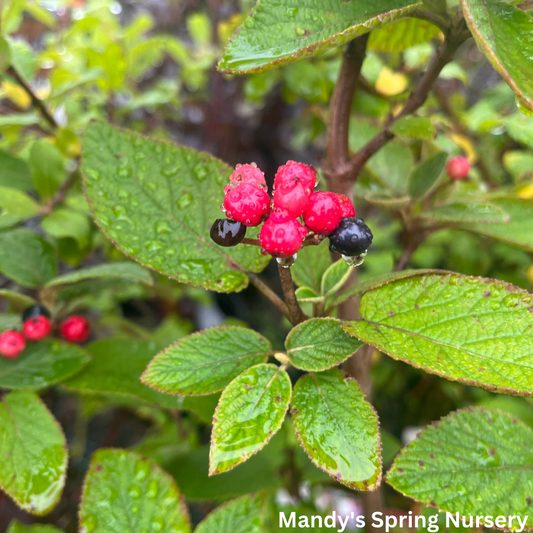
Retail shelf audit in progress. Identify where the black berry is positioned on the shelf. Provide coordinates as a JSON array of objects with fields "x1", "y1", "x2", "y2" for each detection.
[
  {"x1": 22, "y1": 304, "x2": 52, "y2": 322},
  {"x1": 328, "y1": 218, "x2": 373, "y2": 256},
  {"x1": 210, "y1": 218, "x2": 246, "y2": 247}
]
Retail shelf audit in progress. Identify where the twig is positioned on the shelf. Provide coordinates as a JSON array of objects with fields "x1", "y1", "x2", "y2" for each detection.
[
  {"x1": 277, "y1": 264, "x2": 306, "y2": 325},
  {"x1": 6, "y1": 66, "x2": 58, "y2": 129},
  {"x1": 410, "y1": 9, "x2": 451, "y2": 33},
  {"x1": 247, "y1": 271, "x2": 292, "y2": 322},
  {"x1": 43, "y1": 170, "x2": 79, "y2": 213}
]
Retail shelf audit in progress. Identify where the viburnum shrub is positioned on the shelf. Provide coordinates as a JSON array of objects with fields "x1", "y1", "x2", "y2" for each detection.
[{"x1": 1, "y1": 0, "x2": 533, "y2": 531}]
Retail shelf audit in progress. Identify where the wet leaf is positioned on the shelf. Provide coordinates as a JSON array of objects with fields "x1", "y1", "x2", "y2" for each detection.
[
  {"x1": 82, "y1": 121, "x2": 267, "y2": 292},
  {"x1": 291, "y1": 368, "x2": 382, "y2": 490},
  {"x1": 41, "y1": 208, "x2": 91, "y2": 248},
  {"x1": 0, "y1": 391, "x2": 68, "y2": 515},
  {"x1": 344, "y1": 273, "x2": 533, "y2": 395},
  {"x1": 29, "y1": 141, "x2": 66, "y2": 201},
  {"x1": 0, "y1": 340, "x2": 90, "y2": 390},
  {"x1": 0, "y1": 186, "x2": 40, "y2": 229},
  {"x1": 0, "y1": 150, "x2": 33, "y2": 191},
  {"x1": 421, "y1": 201, "x2": 510, "y2": 224},
  {"x1": 218, "y1": 0, "x2": 420, "y2": 73},
  {"x1": 387, "y1": 407, "x2": 533, "y2": 529},
  {"x1": 0, "y1": 229, "x2": 57, "y2": 288},
  {"x1": 142, "y1": 326, "x2": 271, "y2": 396},
  {"x1": 321, "y1": 259, "x2": 352, "y2": 296},
  {"x1": 390, "y1": 116, "x2": 437, "y2": 140},
  {"x1": 62, "y1": 338, "x2": 183, "y2": 409},
  {"x1": 462, "y1": 0, "x2": 533, "y2": 113},
  {"x1": 286, "y1": 318, "x2": 363, "y2": 372},
  {"x1": 210, "y1": 364, "x2": 291, "y2": 474},
  {"x1": 408, "y1": 152, "x2": 447, "y2": 200},
  {"x1": 291, "y1": 243, "x2": 332, "y2": 293},
  {"x1": 368, "y1": 17, "x2": 440, "y2": 51},
  {"x1": 195, "y1": 493, "x2": 266, "y2": 533},
  {"x1": 80, "y1": 449, "x2": 190, "y2": 533},
  {"x1": 7, "y1": 520, "x2": 64, "y2": 533}
]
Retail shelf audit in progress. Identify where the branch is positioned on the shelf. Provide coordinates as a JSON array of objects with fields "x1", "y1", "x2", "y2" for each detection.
[
  {"x1": 277, "y1": 264, "x2": 307, "y2": 326},
  {"x1": 410, "y1": 9, "x2": 451, "y2": 33},
  {"x1": 247, "y1": 271, "x2": 292, "y2": 322},
  {"x1": 6, "y1": 66, "x2": 58, "y2": 129},
  {"x1": 43, "y1": 170, "x2": 79, "y2": 213}
]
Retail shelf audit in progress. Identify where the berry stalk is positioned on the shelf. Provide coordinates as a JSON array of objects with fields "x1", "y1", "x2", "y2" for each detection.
[{"x1": 277, "y1": 263, "x2": 306, "y2": 326}]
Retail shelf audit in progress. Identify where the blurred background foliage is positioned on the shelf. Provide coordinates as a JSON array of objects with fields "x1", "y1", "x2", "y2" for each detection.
[{"x1": 0, "y1": 0, "x2": 533, "y2": 530}]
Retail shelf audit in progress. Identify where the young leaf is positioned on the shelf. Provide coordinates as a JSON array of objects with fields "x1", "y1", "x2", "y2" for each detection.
[
  {"x1": 368, "y1": 18, "x2": 440, "y2": 52},
  {"x1": 0, "y1": 289, "x2": 36, "y2": 312},
  {"x1": 387, "y1": 407, "x2": 533, "y2": 529},
  {"x1": 389, "y1": 116, "x2": 437, "y2": 140},
  {"x1": 210, "y1": 364, "x2": 291, "y2": 474},
  {"x1": 0, "y1": 340, "x2": 90, "y2": 390},
  {"x1": 420, "y1": 201, "x2": 510, "y2": 224},
  {"x1": 7, "y1": 520, "x2": 64, "y2": 533},
  {"x1": 41, "y1": 208, "x2": 91, "y2": 248},
  {"x1": 344, "y1": 273, "x2": 533, "y2": 395},
  {"x1": 142, "y1": 326, "x2": 271, "y2": 396},
  {"x1": 321, "y1": 259, "x2": 352, "y2": 297},
  {"x1": 80, "y1": 449, "x2": 190, "y2": 533},
  {"x1": 462, "y1": 0, "x2": 533, "y2": 113},
  {"x1": 0, "y1": 150, "x2": 34, "y2": 191},
  {"x1": 82, "y1": 121, "x2": 267, "y2": 292},
  {"x1": 408, "y1": 152, "x2": 447, "y2": 200},
  {"x1": 0, "y1": 229, "x2": 57, "y2": 288},
  {"x1": 62, "y1": 338, "x2": 183, "y2": 409},
  {"x1": 291, "y1": 368, "x2": 382, "y2": 490},
  {"x1": 29, "y1": 140, "x2": 66, "y2": 200},
  {"x1": 295, "y1": 286, "x2": 324, "y2": 304},
  {"x1": 0, "y1": 186, "x2": 40, "y2": 229},
  {"x1": 195, "y1": 493, "x2": 266, "y2": 533},
  {"x1": 286, "y1": 318, "x2": 363, "y2": 372},
  {"x1": 291, "y1": 244, "x2": 332, "y2": 293},
  {"x1": 0, "y1": 391, "x2": 68, "y2": 515},
  {"x1": 45, "y1": 261, "x2": 153, "y2": 288},
  {"x1": 218, "y1": 0, "x2": 420, "y2": 73}
]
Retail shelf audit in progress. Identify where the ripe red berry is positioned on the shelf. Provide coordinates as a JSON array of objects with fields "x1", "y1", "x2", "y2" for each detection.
[
  {"x1": 336, "y1": 194, "x2": 356, "y2": 218},
  {"x1": 303, "y1": 191, "x2": 343, "y2": 235},
  {"x1": 259, "y1": 215, "x2": 308, "y2": 258},
  {"x1": 223, "y1": 183, "x2": 271, "y2": 227},
  {"x1": 274, "y1": 161, "x2": 317, "y2": 193},
  {"x1": 23, "y1": 315, "x2": 52, "y2": 341},
  {"x1": 60, "y1": 316, "x2": 91, "y2": 343},
  {"x1": 224, "y1": 163, "x2": 267, "y2": 195},
  {"x1": 446, "y1": 156, "x2": 470, "y2": 180},
  {"x1": 0, "y1": 330, "x2": 26, "y2": 358},
  {"x1": 272, "y1": 178, "x2": 311, "y2": 218}
]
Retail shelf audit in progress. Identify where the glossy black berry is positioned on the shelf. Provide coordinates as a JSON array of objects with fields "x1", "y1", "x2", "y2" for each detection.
[
  {"x1": 210, "y1": 218, "x2": 246, "y2": 247},
  {"x1": 328, "y1": 217, "x2": 373, "y2": 256},
  {"x1": 22, "y1": 304, "x2": 52, "y2": 322}
]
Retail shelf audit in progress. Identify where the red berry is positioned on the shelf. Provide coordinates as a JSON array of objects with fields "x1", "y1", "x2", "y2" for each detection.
[
  {"x1": 336, "y1": 194, "x2": 356, "y2": 218},
  {"x1": 259, "y1": 216, "x2": 308, "y2": 258},
  {"x1": 446, "y1": 156, "x2": 470, "y2": 180},
  {"x1": 272, "y1": 178, "x2": 311, "y2": 218},
  {"x1": 223, "y1": 183, "x2": 271, "y2": 227},
  {"x1": 303, "y1": 192, "x2": 343, "y2": 235},
  {"x1": 224, "y1": 163, "x2": 267, "y2": 195},
  {"x1": 23, "y1": 315, "x2": 52, "y2": 341},
  {"x1": 60, "y1": 316, "x2": 91, "y2": 343},
  {"x1": 0, "y1": 330, "x2": 26, "y2": 358},
  {"x1": 274, "y1": 161, "x2": 317, "y2": 193}
]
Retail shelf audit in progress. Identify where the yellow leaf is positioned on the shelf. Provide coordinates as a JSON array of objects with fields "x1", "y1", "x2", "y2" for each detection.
[
  {"x1": 518, "y1": 184, "x2": 533, "y2": 199},
  {"x1": 1, "y1": 80, "x2": 31, "y2": 109},
  {"x1": 450, "y1": 133, "x2": 477, "y2": 163},
  {"x1": 527, "y1": 264, "x2": 533, "y2": 284},
  {"x1": 375, "y1": 67, "x2": 408, "y2": 96},
  {"x1": 218, "y1": 14, "x2": 246, "y2": 46}
]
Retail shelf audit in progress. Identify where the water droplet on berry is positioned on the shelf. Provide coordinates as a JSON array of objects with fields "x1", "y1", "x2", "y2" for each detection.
[
  {"x1": 342, "y1": 250, "x2": 367, "y2": 268},
  {"x1": 276, "y1": 254, "x2": 297, "y2": 268}
]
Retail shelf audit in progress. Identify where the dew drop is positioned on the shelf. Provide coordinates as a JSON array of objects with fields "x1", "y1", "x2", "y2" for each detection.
[
  {"x1": 177, "y1": 193, "x2": 193, "y2": 209},
  {"x1": 135, "y1": 461, "x2": 150, "y2": 481},
  {"x1": 82, "y1": 515, "x2": 97, "y2": 532},
  {"x1": 147, "y1": 479, "x2": 159, "y2": 499},
  {"x1": 276, "y1": 254, "x2": 296, "y2": 268},
  {"x1": 152, "y1": 518, "x2": 165, "y2": 532},
  {"x1": 194, "y1": 164, "x2": 208, "y2": 181},
  {"x1": 342, "y1": 250, "x2": 367, "y2": 268},
  {"x1": 129, "y1": 485, "x2": 142, "y2": 499},
  {"x1": 155, "y1": 220, "x2": 171, "y2": 234}
]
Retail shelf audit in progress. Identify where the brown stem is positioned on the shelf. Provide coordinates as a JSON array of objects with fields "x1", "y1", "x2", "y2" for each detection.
[
  {"x1": 43, "y1": 170, "x2": 79, "y2": 213},
  {"x1": 7, "y1": 66, "x2": 58, "y2": 129},
  {"x1": 247, "y1": 271, "x2": 292, "y2": 322},
  {"x1": 241, "y1": 238, "x2": 260, "y2": 246},
  {"x1": 277, "y1": 264, "x2": 306, "y2": 325}
]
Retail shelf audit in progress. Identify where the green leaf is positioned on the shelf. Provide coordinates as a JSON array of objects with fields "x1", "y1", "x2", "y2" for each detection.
[
  {"x1": 368, "y1": 17, "x2": 440, "y2": 51},
  {"x1": 0, "y1": 35, "x2": 11, "y2": 73},
  {"x1": 0, "y1": 150, "x2": 33, "y2": 191},
  {"x1": 210, "y1": 364, "x2": 291, "y2": 475},
  {"x1": 0, "y1": 340, "x2": 90, "y2": 390},
  {"x1": 462, "y1": 0, "x2": 533, "y2": 113},
  {"x1": 408, "y1": 152, "x2": 447, "y2": 200},
  {"x1": 29, "y1": 140, "x2": 66, "y2": 201},
  {"x1": 80, "y1": 449, "x2": 190, "y2": 533},
  {"x1": 390, "y1": 116, "x2": 437, "y2": 140},
  {"x1": 82, "y1": 121, "x2": 267, "y2": 293},
  {"x1": 0, "y1": 186, "x2": 40, "y2": 229},
  {"x1": 505, "y1": 114, "x2": 533, "y2": 149},
  {"x1": 7, "y1": 520, "x2": 64, "y2": 533},
  {"x1": 142, "y1": 326, "x2": 271, "y2": 396},
  {"x1": 0, "y1": 289, "x2": 36, "y2": 312},
  {"x1": 344, "y1": 273, "x2": 533, "y2": 395},
  {"x1": 0, "y1": 391, "x2": 68, "y2": 515},
  {"x1": 421, "y1": 201, "x2": 511, "y2": 224},
  {"x1": 459, "y1": 197, "x2": 533, "y2": 251},
  {"x1": 321, "y1": 259, "x2": 352, "y2": 296},
  {"x1": 387, "y1": 407, "x2": 533, "y2": 529},
  {"x1": 285, "y1": 318, "x2": 363, "y2": 372},
  {"x1": 42, "y1": 208, "x2": 91, "y2": 248},
  {"x1": 218, "y1": 0, "x2": 421, "y2": 73},
  {"x1": 0, "y1": 229, "x2": 57, "y2": 288},
  {"x1": 0, "y1": 113, "x2": 40, "y2": 127},
  {"x1": 45, "y1": 261, "x2": 153, "y2": 288},
  {"x1": 295, "y1": 286, "x2": 323, "y2": 304},
  {"x1": 0, "y1": 313, "x2": 21, "y2": 331},
  {"x1": 291, "y1": 243, "x2": 332, "y2": 293},
  {"x1": 195, "y1": 494, "x2": 266, "y2": 533},
  {"x1": 291, "y1": 368, "x2": 381, "y2": 490},
  {"x1": 62, "y1": 339, "x2": 183, "y2": 409}
]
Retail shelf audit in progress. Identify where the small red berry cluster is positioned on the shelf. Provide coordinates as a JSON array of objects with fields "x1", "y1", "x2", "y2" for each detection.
[
  {"x1": 0, "y1": 305, "x2": 91, "y2": 359},
  {"x1": 212, "y1": 161, "x2": 372, "y2": 260}
]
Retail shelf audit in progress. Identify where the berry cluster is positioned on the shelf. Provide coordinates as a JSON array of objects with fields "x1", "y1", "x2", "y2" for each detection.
[
  {"x1": 0, "y1": 304, "x2": 91, "y2": 359},
  {"x1": 211, "y1": 161, "x2": 373, "y2": 260}
]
